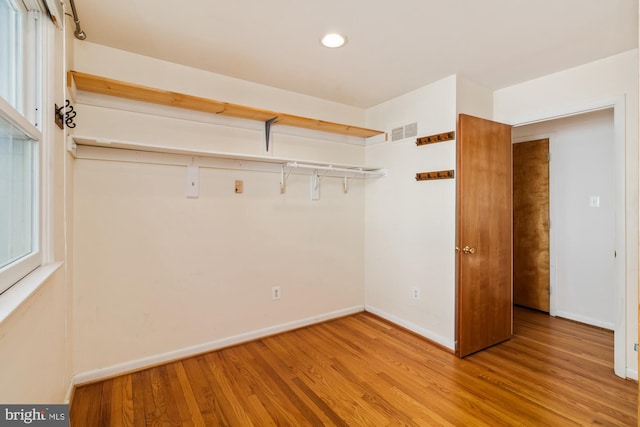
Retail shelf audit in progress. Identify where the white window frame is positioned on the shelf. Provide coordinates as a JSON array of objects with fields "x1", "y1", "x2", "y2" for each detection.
[{"x1": 0, "y1": 0, "x2": 50, "y2": 295}]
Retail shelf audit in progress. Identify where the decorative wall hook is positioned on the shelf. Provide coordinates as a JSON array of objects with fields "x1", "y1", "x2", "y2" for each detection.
[
  {"x1": 55, "y1": 100, "x2": 77, "y2": 129},
  {"x1": 415, "y1": 169, "x2": 455, "y2": 181},
  {"x1": 416, "y1": 131, "x2": 455, "y2": 146}
]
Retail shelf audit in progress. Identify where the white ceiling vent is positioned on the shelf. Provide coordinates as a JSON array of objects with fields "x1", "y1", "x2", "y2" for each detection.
[
  {"x1": 391, "y1": 126, "x2": 404, "y2": 142},
  {"x1": 404, "y1": 122, "x2": 418, "y2": 138}
]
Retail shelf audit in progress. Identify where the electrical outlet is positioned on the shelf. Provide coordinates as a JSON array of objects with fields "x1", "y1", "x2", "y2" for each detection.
[
  {"x1": 272, "y1": 286, "x2": 281, "y2": 300},
  {"x1": 412, "y1": 287, "x2": 420, "y2": 300}
]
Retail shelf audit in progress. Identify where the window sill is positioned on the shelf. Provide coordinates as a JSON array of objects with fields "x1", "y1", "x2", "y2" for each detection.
[{"x1": 0, "y1": 262, "x2": 63, "y2": 324}]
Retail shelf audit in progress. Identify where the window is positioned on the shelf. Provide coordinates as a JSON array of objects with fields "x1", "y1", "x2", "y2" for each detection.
[
  {"x1": 0, "y1": 0, "x2": 46, "y2": 294},
  {"x1": 0, "y1": 0, "x2": 21, "y2": 109}
]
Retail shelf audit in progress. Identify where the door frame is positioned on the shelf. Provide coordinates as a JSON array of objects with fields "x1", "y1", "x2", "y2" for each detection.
[{"x1": 509, "y1": 95, "x2": 626, "y2": 378}]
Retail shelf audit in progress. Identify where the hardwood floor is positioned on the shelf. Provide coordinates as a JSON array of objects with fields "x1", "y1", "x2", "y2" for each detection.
[{"x1": 71, "y1": 307, "x2": 637, "y2": 426}]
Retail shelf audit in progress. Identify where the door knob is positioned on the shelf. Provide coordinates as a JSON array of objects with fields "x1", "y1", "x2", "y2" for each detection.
[{"x1": 462, "y1": 245, "x2": 475, "y2": 254}]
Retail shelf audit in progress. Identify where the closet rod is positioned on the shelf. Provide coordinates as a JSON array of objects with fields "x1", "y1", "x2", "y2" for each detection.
[{"x1": 286, "y1": 161, "x2": 386, "y2": 176}]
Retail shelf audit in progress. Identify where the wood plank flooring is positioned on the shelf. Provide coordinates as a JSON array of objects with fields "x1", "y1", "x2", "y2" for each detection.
[{"x1": 71, "y1": 307, "x2": 637, "y2": 426}]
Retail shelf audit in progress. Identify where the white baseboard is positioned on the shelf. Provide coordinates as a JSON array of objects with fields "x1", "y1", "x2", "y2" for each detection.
[
  {"x1": 71, "y1": 305, "x2": 364, "y2": 387},
  {"x1": 625, "y1": 369, "x2": 638, "y2": 381},
  {"x1": 364, "y1": 305, "x2": 455, "y2": 350},
  {"x1": 554, "y1": 310, "x2": 615, "y2": 330}
]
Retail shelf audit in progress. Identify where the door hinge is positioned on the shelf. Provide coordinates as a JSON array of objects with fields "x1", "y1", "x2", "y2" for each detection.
[{"x1": 547, "y1": 152, "x2": 551, "y2": 162}]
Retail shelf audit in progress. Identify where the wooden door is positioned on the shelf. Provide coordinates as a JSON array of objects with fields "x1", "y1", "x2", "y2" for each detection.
[
  {"x1": 513, "y1": 139, "x2": 550, "y2": 312},
  {"x1": 456, "y1": 114, "x2": 513, "y2": 357}
]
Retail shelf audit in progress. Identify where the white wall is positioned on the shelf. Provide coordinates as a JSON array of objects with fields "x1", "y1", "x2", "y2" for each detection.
[
  {"x1": 514, "y1": 109, "x2": 616, "y2": 329},
  {"x1": 0, "y1": 271, "x2": 68, "y2": 402},
  {"x1": 71, "y1": 44, "x2": 368, "y2": 377},
  {"x1": 364, "y1": 76, "x2": 458, "y2": 348},
  {"x1": 494, "y1": 49, "x2": 638, "y2": 377},
  {"x1": 456, "y1": 76, "x2": 494, "y2": 120},
  {"x1": 363, "y1": 75, "x2": 496, "y2": 349},
  {"x1": 73, "y1": 42, "x2": 366, "y2": 129}
]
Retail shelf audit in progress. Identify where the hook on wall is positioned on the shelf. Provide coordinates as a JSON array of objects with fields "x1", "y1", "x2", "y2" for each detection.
[
  {"x1": 311, "y1": 170, "x2": 320, "y2": 201},
  {"x1": 55, "y1": 100, "x2": 77, "y2": 129},
  {"x1": 280, "y1": 164, "x2": 293, "y2": 194},
  {"x1": 343, "y1": 173, "x2": 351, "y2": 194}
]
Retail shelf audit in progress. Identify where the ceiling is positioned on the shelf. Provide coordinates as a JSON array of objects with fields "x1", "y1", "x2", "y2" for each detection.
[{"x1": 70, "y1": 0, "x2": 638, "y2": 108}]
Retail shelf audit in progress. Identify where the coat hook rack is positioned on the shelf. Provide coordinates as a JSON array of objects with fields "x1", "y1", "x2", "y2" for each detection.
[
  {"x1": 416, "y1": 169, "x2": 455, "y2": 181},
  {"x1": 416, "y1": 131, "x2": 455, "y2": 146}
]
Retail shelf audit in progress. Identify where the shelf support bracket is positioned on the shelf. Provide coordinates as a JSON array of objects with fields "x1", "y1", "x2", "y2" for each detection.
[{"x1": 265, "y1": 117, "x2": 278, "y2": 152}]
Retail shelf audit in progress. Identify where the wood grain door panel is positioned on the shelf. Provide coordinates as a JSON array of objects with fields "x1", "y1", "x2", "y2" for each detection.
[
  {"x1": 456, "y1": 114, "x2": 513, "y2": 357},
  {"x1": 513, "y1": 139, "x2": 550, "y2": 312}
]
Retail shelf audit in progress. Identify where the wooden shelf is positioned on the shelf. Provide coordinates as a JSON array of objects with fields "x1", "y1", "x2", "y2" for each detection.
[{"x1": 67, "y1": 71, "x2": 385, "y2": 139}]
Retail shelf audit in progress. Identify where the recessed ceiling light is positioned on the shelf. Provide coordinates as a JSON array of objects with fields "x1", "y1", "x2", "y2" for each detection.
[{"x1": 321, "y1": 33, "x2": 347, "y2": 48}]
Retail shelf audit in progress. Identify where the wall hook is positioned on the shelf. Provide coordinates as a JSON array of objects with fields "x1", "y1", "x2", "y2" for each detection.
[
  {"x1": 310, "y1": 170, "x2": 320, "y2": 200},
  {"x1": 280, "y1": 164, "x2": 292, "y2": 194},
  {"x1": 55, "y1": 100, "x2": 77, "y2": 129}
]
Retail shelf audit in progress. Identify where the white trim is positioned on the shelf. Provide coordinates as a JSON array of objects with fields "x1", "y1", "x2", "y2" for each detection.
[
  {"x1": 553, "y1": 311, "x2": 615, "y2": 331},
  {"x1": 365, "y1": 132, "x2": 388, "y2": 146},
  {"x1": 0, "y1": 262, "x2": 62, "y2": 324},
  {"x1": 364, "y1": 305, "x2": 455, "y2": 350},
  {"x1": 510, "y1": 95, "x2": 627, "y2": 378},
  {"x1": 509, "y1": 97, "x2": 622, "y2": 128},
  {"x1": 70, "y1": 305, "x2": 364, "y2": 387},
  {"x1": 40, "y1": 7, "x2": 55, "y2": 264},
  {"x1": 64, "y1": 382, "x2": 74, "y2": 405},
  {"x1": 626, "y1": 369, "x2": 638, "y2": 381},
  {"x1": 0, "y1": 95, "x2": 41, "y2": 141},
  {"x1": 41, "y1": 0, "x2": 63, "y2": 27}
]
